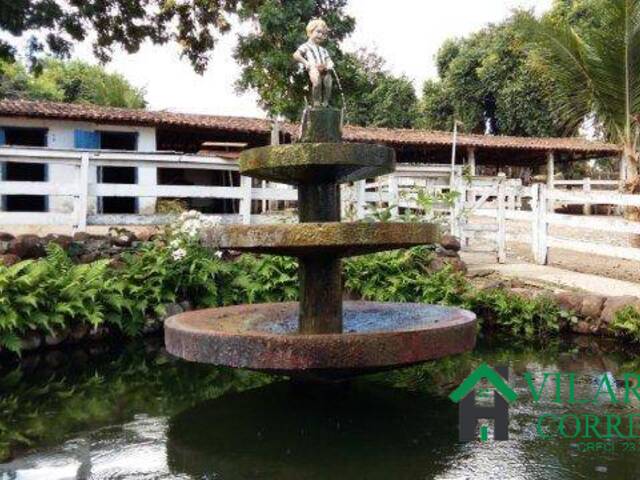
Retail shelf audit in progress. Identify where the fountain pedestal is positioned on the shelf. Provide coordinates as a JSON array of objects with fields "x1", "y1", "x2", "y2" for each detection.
[{"x1": 165, "y1": 108, "x2": 477, "y2": 379}]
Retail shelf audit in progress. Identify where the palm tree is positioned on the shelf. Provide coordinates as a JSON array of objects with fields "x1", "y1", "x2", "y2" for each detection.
[{"x1": 521, "y1": 0, "x2": 640, "y2": 189}]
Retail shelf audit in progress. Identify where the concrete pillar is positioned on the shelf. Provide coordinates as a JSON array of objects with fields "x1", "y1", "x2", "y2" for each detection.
[
  {"x1": 137, "y1": 166, "x2": 157, "y2": 214},
  {"x1": 467, "y1": 147, "x2": 476, "y2": 176},
  {"x1": 546, "y1": 151, "x2": 555, "y2": 189}
]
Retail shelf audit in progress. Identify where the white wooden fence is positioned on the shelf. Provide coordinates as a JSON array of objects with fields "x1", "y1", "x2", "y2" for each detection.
[
  {"x1": 464, "y1": 179, "x2": 640, "y2": 265},
  {"x1": 0, "y1": 147, "x2": 297, "y2": 229},
  {"x1": 0, "y1": 148, "x2": 457, "y2": 231}
]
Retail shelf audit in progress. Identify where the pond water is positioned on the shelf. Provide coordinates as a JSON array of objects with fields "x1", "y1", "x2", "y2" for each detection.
[{"x1": 1, "y1": 334, "x2": 639, "y2": 479}]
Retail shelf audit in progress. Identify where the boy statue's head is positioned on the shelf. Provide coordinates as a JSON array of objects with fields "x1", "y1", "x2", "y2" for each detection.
[{"x1": 306, "y1": 18, "x2": 328, "y2": 44}]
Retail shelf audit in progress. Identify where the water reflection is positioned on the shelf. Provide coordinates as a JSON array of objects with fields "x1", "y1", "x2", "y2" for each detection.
[
  {"x1": 167, "y1": 382, "x2": 459, "y2": 479},
  {"x1": 1, "y1": 336, "x2": 640, "y2": 479}
]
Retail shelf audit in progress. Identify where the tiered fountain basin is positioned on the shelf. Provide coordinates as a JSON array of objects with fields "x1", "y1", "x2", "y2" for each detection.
[
  {"x1": 165, "y1": 302, "x2": 476, "y2": 377},
  {"x1": 165, "y1": 107, "x2": 477, "y2": 379},
  {"x1": 202, "y1": 222, "x2": 439, "y2": 256}
]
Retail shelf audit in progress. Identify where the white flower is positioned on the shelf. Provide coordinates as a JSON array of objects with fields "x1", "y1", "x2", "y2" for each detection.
[
  {"x1": 214, "y1": 250, "x2": 223, "y2": 259},
  {"x1": 171, "y1": 248, "x2": 187, "y2": 261},
  {"x1": 169, "y1": 239, "x2": 181, "y2": 249}
]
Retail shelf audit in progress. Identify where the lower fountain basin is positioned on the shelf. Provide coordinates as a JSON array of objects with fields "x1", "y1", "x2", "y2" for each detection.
[{"x1": 165, "y1": 301, "x2": 476, "y2": 379}]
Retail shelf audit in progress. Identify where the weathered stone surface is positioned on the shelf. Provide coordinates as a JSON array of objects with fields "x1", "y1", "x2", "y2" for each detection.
[
  {"x1": 439, "y1": 235, "x2": 461, "y2": 252},
  {"x1": 109, "y1": 227, "x2": 137, "y2": 247},
  {"x1": 579, "y1": 295, "x2": 606, "y2": 320},
  {"x1": 179, "y1": 300, "x2": 193, "y2": 312},
  {"x1": 162, "y1": 303, "x2": 185, "y2": 320},
  {"x1": 165, "y1": 301, "x2": 477, "y2": 378},
  {"x1": 204, "y1": 222, "x2": 439, "y2": 257},
  {"x1": 73, "y1": 232, "x2": 93, "y2": 241},
  {"x1": 43, "y1": 234, "x2": 73, "y2": 250},
  {"x1": 435, "y1": 246, "x2": 459, "y2": 257},
  {"x1": 239, "y1": 143, "x2": 395, "y2": 185},
  {"x1": 0, "y1": 254, "x2": 20, "y2": 267},
  {"x1": 601, "y1": 296, "x2": 640, "y2": 324},
  {"x1": 429, "y1": 256, "x2": 467, "y2": 274},
  {"x1": 8, "y1": 234, "x2": 45, "y2": 259},
  {"x1": 20, "y1": 332, "x2": 42, "y2": 351},
  {"x1": 69, "y1": 323, "x2": 90, "y2": 343},
  {"x1": 299, "y1": 108, "x2": 342, "y2": 143},
  {"x1": 555, "y1": 292, "x2": 583, "y2": 313},
  {"x1": 44, "y1": 329, "x2": 69, "y2": 347}
]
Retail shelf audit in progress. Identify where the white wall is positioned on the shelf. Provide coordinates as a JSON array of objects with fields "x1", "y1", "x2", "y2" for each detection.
[{"x1": 0, "y1": 117, "x2": 157, "y2": 214}]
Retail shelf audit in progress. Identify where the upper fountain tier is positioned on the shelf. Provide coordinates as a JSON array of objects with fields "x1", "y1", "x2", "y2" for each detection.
[{"x1": 239, "y1": 108, "x2": 395, "y2": 185}]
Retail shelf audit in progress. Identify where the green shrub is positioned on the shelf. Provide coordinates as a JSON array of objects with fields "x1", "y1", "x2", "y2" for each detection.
[
  {"x1": 464, "y1": 289, "x2": 569, "y2": 339},
  {"x1": 344, "y1": 246, "x2": 469, "y2": 305},
  {"x1": 611, "y1": 305, "x2": 640, "y2": 342},
  {"x1": 0, "y1": 220, "x2": 570, "y2": 354}
]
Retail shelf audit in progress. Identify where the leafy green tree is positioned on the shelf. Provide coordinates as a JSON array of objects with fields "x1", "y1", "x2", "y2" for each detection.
[
  {"x1": 234, "y1": 0, "x2": 355, "y2": 120},
  {"x1": 521, "y1": 0, "x2": 640, "y2": 184},
  {"x1": 0, "y1": 58, "x2": 146, "y2": 108},
  {"x1": 340, "y1": 50, "x2": 418, "y2": 128},
  {"x1": 0, "y1": 0, "x2": 243, "y2": 73},
  {"x1": 417, "y1": 13, "x2": 564, "y2": 137},
  {"x1": 234, "y1": 0, "x2": 418, "y2": 127}
]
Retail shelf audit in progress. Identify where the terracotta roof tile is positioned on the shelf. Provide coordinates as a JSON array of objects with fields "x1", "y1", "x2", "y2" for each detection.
[{"x1": 0, "y1": 99, "x2": 621, "y2": 156}]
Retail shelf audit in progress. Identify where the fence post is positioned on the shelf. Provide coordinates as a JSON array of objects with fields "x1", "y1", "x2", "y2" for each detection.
[
  {"x1": 534, "y1": 183, "x2": 549, "y2": 265},
  {"x1": 497, "y1": 178, "x2": 506, "y2": 264},
  {"x1": 583, "y1": 177, "x2": 592, "y2": 215},
  {"x1": 530, "y1": 183, "x2": 539, "y2": 259},
  {"x1": 355, "y1": 180, "x2": 366, "y2": 219},
  {"x1": 240, "y1": 175, "x2": 252, "y2": 225},
  {"x1": 388, "y1": 174, "x2": 399, "y2": 218},
  {"x1": 74, "y1": 153, "x2": 90, "y2": 232}
]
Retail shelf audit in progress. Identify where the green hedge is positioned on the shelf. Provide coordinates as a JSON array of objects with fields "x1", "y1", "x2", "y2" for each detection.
[{"x1": 0, "y1": 233, "x2": 574, "y2": 354}]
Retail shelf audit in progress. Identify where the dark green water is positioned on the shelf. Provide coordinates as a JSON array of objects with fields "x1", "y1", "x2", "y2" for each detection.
[{"x1": 1, "y1": 335, "x2": 640, "y2": 479}]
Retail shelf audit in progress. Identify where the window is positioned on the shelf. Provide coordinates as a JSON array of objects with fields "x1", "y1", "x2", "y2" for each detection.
[
  {"x1": 1, "y1": 127, "x2": 48, "y2": 212},
  {"x1": 98, "y1": 131, "x2": 138, "y2": 151},
  {"x1": 98, "y1": 166, "x2": 138, "y2": 214},
  {"x1": 3, "y1": 127, "x2": 48, "y2": 147}
]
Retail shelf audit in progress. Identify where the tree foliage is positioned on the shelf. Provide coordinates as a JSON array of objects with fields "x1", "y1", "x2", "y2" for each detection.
[
  {"x1": 520, "y1": 0, "x2": 640, "y2": 181},
  {"x1": 233, "y1": 0, "x2": 354, "y2": 120},
  {"x1": 0, "y1": 58, "x2": 147, "y2": 108},
  {"x1": 417, "y1": 12, "x2": 564, "y2": 137},
  {"x1": 233, "y1": 0, "x2": 418, "y2": 126},
  {"x1": 0, "y1": 0, "x2": 246, "y2": 73}
]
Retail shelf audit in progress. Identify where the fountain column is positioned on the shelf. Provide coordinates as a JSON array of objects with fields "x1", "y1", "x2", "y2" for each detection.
[{"x1": 297, "y1": 110, "x2": 343, "y2": 333}]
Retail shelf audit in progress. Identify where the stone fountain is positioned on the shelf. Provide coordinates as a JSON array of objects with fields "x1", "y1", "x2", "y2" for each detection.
[
  {"x1": 164, "y1": 106, "x2": 476, "y2": 379},
  {"x1": 165, "y1": 19, "x2": 476, "y2": 380}
]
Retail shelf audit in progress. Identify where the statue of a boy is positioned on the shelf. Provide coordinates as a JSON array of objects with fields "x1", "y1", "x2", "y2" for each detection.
[{"x1": 294, "y1": 18, "x2": 334, "y2": 107}]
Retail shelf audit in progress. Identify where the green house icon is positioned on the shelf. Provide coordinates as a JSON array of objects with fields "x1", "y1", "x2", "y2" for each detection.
[
  {"x1": 449, "y1": 363, "x2": 518, "y2": 403},
  {"x1": 449, "y1": 363, "x2": 518, "y2": 442}
]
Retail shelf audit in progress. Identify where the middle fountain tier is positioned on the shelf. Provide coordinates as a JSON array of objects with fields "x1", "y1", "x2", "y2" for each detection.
[{"x1": 165, "y1": 108, "x2": 477, "y2": 379}]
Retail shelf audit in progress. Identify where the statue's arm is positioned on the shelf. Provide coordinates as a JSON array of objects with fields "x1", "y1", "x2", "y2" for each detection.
[{"x1": 293, "y1": 48, "x2": 309, "y2": 69}]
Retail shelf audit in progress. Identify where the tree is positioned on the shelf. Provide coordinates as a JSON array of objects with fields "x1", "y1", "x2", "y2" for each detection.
[
  {"x1": 417, "y1": 13, "x2": 564, "y2": 137},
  {"x1": 339, "y1": 50, "x2": 418, "y2": 128},
  {"x1": 0, "y1": 0, "x2": 244, "y2": 73},
  {"x1": 234, "y1": 0, "x2": 418, "y2": 126},
  {"x1": 233, "y1": 0, "x2": 355, "y2": 120},
  {"x1": 520, "y1": 0, "x2": 640, "y2": 185},
  {"x1": 0, "y1": 58, "x2": 146, "y2": 108}
]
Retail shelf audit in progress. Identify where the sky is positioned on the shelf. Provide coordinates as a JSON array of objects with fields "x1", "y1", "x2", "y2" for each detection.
[{"x1": 70, "y1": 0, "x2": 553, "y2": 118}]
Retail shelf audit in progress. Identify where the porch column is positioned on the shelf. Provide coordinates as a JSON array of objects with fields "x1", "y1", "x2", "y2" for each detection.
[
  {"x1": 137, "y1": 166, "x2": 157, "y2": 214},
  {"x1": 467, "y1": 147, "x2": 476, "y2": 176},
  {"x1": 546, "y1": 151, "x2": 555, "y2": 189},
  {"x1": 620, "y1": 152, "x2": 628, "y2": 186}
]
